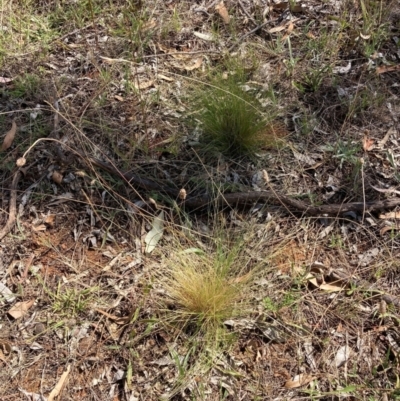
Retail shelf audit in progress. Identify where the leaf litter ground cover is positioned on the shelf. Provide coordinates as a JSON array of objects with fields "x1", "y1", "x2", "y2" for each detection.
[{"x1": 0, "y1": 0, "x2": 400, "y2": 400}]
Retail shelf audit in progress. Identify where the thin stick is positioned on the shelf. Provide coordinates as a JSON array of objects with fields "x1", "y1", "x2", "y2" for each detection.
[{"x1": 0, "y1": 170, "x2": 21, "y2": 241}]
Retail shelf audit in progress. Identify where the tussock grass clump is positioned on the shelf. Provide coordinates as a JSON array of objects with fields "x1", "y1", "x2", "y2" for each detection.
[
  {"x1": 162, "y1": 237, "x2": 252, "y2": 339},
  {"x1": 193, "y1": 76, "x2": 270, "y2": 158}
]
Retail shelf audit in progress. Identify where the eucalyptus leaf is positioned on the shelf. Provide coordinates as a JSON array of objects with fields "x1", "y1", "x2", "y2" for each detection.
[{"x1": 145, "y1": 211, "x2": 164, "y2": 253}]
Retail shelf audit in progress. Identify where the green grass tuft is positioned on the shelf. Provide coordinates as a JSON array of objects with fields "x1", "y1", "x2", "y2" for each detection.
[{"x1": 193, "y1": 75, "x2": 271, "y2": 158}]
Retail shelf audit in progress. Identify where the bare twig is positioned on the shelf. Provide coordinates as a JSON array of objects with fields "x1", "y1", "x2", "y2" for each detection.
[{"x1": 238, "y1": 0, "x2": 257, "y2": 25}]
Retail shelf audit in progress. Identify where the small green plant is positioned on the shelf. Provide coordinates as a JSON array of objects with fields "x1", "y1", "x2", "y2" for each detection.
[
  {"x1": 263, "y1": 290, "x2": 301, "y2": 313},
  {"x1": 331, "y1": 139, "x2": 361, "y2": 169},
  {"x1": 329, "y1": 233, "x2": 345, "y2": 249},
  {"x1": 357, "y1": 0, "x2": 392, "y2": 57},
  {"x1": 9, "y1": 74, "x2": 41, "y2": 98},
  {"x1": 192, "y1": 74, "x2": 271, "y2": 158},
  {"x1": 300, "y1": 65, "x2": 332, "y2": 93},
  {"x1": 50, "y1": 283, "x2": 98, "y2": 317}
]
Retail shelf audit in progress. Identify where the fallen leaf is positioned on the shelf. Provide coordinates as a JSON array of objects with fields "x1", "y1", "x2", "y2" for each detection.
[
  {"x1": 318, "y1": 283, "x2": 344, "y2": 292},
  {"x1": 362, "y1": 136, "x2": 374, "y2": 151},
  {"x1": 377, "y1": 127, "x2": 395, "y2": 148},
  {"x1": 44, "y1": 214, "x2": 56, "y2": 227},
  {"x1": 0, "y1": 340, "x2": 12, "y2": 362},
  {"x1": 32, "y1": 224, "x2": 47, "y2": 232},
  {"x1": 371, "y1": 185, "x2": 400, "y2": 196},
  {"x1": 268, "y1": 25, "x2": 286, "y2": 34},
  {"x1": 333, "y1": 345, "x2": 351, "y2": 367},
  {"x1": 360, "y1": 33, "x2": 371, "y2": 40},
  {"x1": 333, "y1": 62, "x2": 352, "y2": 74},
  {"x1": 114, "y1": 95, "x2": 124, "y2": 101},
  {"x1": 133, "y1": 79, "x2": 154, "y2": 90},
  {"x1": 52, "y1": 171, "x2": 63, "y2": 184},
  {"x1": 308, "y1": 277, "x2": 343, "y2": 292},
  {"x1": 8, "y1": 299, "x2": 35, "y2": 319},
  {"x1": 0, "y1": 77, "x2": 13, "y2": 84},
  {"x1": 215, "y1": 1, "x2": 230, "y2": 24},
  {"x1": 193, "y1": 31, "x2": 214, "y2": 41},
  {"x1": 47, "y1": 192, "x2": 74, "y2": 206},
  {"x1": 282, "y1": 21, "x2": 295, "y2": 41},
  {"x1": 145, "y1": 210, "x2": 164, "y2": 253},
  {"x1": 1, "y1": 120, "x2": 17, "y2": 151},
  {"x1": 376, "y1": 64, "x2": 400, "y2": 75},
  {"x1": 285, "y1": 374, "x2": 315, "y2": 388},
  {"x1": 0, "y1": 283, "x2": 16, "y2": 303},
  {"x1": 380, "y1": 225, "x2": 398, "y2": 235},
  {"x1": 262, "y1": 169, "x2": 270, "y2": 183},
  {"x1": 379, "y1": 212, "x2": 400, "y2": 219},
  {"x1": 184, "y1": 57, "x2": 203, "y2": 71}
]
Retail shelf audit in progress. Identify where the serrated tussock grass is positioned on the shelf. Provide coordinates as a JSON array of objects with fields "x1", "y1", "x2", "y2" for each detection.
[
  {"x1": 161, "y1": 234, "x2": 253, "y2": 341},
  {"x1": 193, "y1": 75, "x2": 273, "y2": 158}
]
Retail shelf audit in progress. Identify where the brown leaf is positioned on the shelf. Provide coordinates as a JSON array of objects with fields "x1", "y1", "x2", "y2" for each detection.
[
  {"x1": 8, "y1": 299, "x2": 35, "y2": 319},
  {"x1": 215, "y1": 1, "x2": 230, "y2": 24},
  {"x1": 0, "y1": 77, "x2": 13, "y2": 84},
  {"x1": 268, "y1": 25, "x2": 286, "y2": 34},
  {"x1": 379, "y1": 212, "x2": 400, "y2": 219},
  {"x1": 285, "y1": 374, "x2": 315, "y2": 388},
  {"x1": 363, "y1": 136, "x2": 375, "y2": 151},
  {"x1": 282, "y1": 21, "x2": 295, "y2": 40},
  {"x1": 376, "y1": 64, "x2": 400, "y2": 75},
  {"x1": 380, "y1": 225, "x2": 398, "y2": 235},
  {"x1": 114, "y1": 95, "x2": 124, "y2": 102},
  {"x1": 1, "y1": 120, "x2": 17, "y2": 151},
  {"x1": 319, "y1": 283, "x2": 344, "y2": 292},
  {"x1": 52, "y1": 171, "x2": 63, "y2": 184},
  {"x1": 45, "y1": 214, "x2": 56, "y2": 227},
  {"x1": 262, "y1": 169, "x2": 270, "y2": 184},
  {"x1": 133, "y1": 79, "x2": 154, "y2": 90},
  {"x1": 184, "y1": 57, "x2": 203, "y2": 71},
  {"x1": 0, "y1": 340, "x2": 12, "y2": 362},
  {"x1": 308, "y1": 277, "x2": 343, "y2": 292},
  {"x1": 32, "y1": 224, "x2": 47, "y2": 232}
]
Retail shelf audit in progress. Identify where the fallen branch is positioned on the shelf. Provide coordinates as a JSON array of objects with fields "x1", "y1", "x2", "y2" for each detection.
[
  {"x1": 83, "y1": 155, "x2": 400, "y2": 216},
  {"x1": 0, "y1": 170, "x2": 21, "y2": 241}
]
